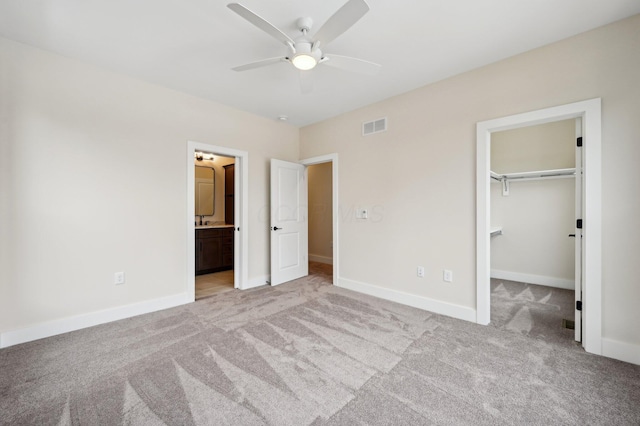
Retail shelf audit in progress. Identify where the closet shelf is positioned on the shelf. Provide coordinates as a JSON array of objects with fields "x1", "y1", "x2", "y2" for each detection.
[{"x1": 490, "y1": 168, "x2": 576, "y2": 182}]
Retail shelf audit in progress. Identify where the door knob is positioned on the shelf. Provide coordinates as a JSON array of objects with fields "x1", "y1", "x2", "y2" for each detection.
[{"x1": 271, "y1": 226, "x2": 282, "y2": 231}]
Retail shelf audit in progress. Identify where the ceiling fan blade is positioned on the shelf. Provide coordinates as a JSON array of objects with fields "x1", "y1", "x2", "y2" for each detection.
[
  {"x1": 227, "y1": 3, "x2": 294, "y2": 46},
  {"x1": 323, "y1": 54, "x2": 381, "y2": 75},
  {"x1": 232, "y1": 57, "x2": 286, "y2": 72},
  {"x1": 299, "y1": 70, "x2": 314, "y2": 94},
  {"x1": 313, "y1": 0, "x2": 370, "y2": 46}
]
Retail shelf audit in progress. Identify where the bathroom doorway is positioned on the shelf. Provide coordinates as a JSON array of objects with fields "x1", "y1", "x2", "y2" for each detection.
[
  {"x1": 194, "y1": 153, "x2": 235, "y2": 300},
  {"x1": 187, "y1": 141, "x2": 249, "y2": 302}
]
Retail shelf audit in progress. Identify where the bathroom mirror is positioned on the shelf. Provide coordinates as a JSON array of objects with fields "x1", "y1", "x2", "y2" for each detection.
[{"x1": 195, "y1": 166, "x2": 215, "y2": 216}]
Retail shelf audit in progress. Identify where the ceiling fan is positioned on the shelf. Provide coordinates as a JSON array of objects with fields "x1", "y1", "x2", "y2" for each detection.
[{"x1": 227, "y1": 0, "x2": 381, "y2": 92}]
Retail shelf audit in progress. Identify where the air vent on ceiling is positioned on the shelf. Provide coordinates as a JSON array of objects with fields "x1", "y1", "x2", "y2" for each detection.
[{"x1": 362, "y1": 117, "x2": 387, "y2": 136}]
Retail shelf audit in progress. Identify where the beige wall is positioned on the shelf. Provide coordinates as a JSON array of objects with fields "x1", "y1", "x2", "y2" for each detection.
[
  {"x1": 308, "y1": 162, "x2": 333, "y2": 262},
  {"x1": 491, "y1": 180, "x2": 575, "y2": 284},
  {"x1": 491, "y1": 120, "x2": 576, "y2": 285},
  {"x1": 491, "y1": 119, "x2": 575, "y2": 173},
  {"x1": 300, "y1": 15, "x2": 640, "y2": 346},
  {"x1": 0, "y1": 37, "x2": 298, "y2": 333}
]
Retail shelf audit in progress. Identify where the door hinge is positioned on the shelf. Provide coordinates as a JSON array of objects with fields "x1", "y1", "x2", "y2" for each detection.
[
  {"x1": 577, "y1": 136, "x2": 583, "y2": 147},
  {"x1": 576, "y1": 219, "x2": 583, "y2": 229},
  {"x1": 576, "y1": 301, "x2": 582, "y2": 311}
]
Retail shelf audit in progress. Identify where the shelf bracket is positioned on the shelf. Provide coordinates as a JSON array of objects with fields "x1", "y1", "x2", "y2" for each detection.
[{"x1": 501, "y1": 177, "x2": 510, "y2": 196}]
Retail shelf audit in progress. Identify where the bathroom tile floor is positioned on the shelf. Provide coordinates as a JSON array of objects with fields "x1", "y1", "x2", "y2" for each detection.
[{"x1": 195, "y1": 270, "x2": 234, "y2": 300}]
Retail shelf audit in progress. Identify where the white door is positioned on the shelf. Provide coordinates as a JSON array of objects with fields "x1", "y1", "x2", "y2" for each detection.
[
  {"x1": 270, "y1": 159, "x2": 308, "y2": 285},
  {"x1": 574, "y1": 118, "x2": 584, "y2": 343}
]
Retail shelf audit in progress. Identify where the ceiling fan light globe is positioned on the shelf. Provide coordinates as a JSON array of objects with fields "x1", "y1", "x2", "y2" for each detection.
[{"x1": 292, "y1": 54, "x2": 317, "y2": 70}]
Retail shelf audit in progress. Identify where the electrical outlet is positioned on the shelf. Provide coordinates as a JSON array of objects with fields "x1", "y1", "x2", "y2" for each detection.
[
  {"x1": 114, "y1": 272, "x2": 125, "y2": 285},
  {"x1": 417, "y1": 266, "x2": 425, "y2": 278},
  {"x1": 443, "y1": 269, "x2": 453, "y2": 282}
]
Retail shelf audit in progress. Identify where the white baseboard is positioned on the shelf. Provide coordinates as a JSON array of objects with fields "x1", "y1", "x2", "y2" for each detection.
[
  {"x1": 243, "y1": 275, "x2": 270, "y2": 290},
  {"x1": 309, "y1": 254, "x2": 333, "y2": 265},
  {"x1": 602, "y1": 338, "x2": 640, "y2": 366},
  {"x1": 336, "y1": 277, "x2": 476, "y2": 322},
  {"x1": 0, "y1": 293, "x2": 191, "y2": 349},
  {"x1": 491, "y1": 269, "x2": 574, "y2": 290}
]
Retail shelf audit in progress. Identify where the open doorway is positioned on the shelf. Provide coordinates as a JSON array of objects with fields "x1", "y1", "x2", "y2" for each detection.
[
  {"x1": 300, "y1": 153, "x2": 340, "y2": 285},
  {"x1": 476, "y1": 98, "x2": 602, "y2": 355},
  {"x1": 269, "y1": 154, "x2": 339, "y2": 287},
  {"x1": 308, "y1": 162, "x2": 334, "y2": 284},
  {"x1": 194, "y1": 153, "x2": 236, "y2": 300},
  {"x1": 489, "y1": 119, "x2": 577, "y2": 344},
  {"x1": 187, "y1": 141, "x2": 249, "y2": 302}
]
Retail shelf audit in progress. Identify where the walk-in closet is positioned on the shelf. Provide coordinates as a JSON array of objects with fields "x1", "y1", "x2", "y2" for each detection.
[{"x1": 489, "y1": 118, "x2": 580, "y2": 343}]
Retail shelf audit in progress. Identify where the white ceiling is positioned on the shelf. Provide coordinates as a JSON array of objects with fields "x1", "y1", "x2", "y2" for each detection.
[{"x1": 1, "y1": 1, "x2": 639, "y2": 127}]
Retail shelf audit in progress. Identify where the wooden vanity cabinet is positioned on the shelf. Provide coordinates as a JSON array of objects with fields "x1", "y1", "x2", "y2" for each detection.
[{"x1": 196, "y1": 227, "x2": 234, "y2": 275}]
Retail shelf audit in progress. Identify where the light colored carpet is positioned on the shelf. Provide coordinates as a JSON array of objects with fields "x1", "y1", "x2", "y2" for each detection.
[
  {"x1": 1, "y1": 264, "x2": 639, "y2": 425},
  {"x1": 490, "y1": 278, "x2": 576, "y2": 345}
]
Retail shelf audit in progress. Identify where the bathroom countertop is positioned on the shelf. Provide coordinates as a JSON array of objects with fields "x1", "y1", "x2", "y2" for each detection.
[{"x1": 195, "y1": 224, "x2": 235, "y2": 229}]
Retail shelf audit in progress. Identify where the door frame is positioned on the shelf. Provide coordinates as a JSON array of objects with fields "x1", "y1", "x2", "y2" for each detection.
[
  {"x1": 476, "y1": 98, "x2": 602, "y2": 355},
  {"x1": 187, "y1": 140, "x2": 249, "y2": 300},
  {"x1": 574, "y1": 117, "x2": 583, "y2": 341},
  {"x1": 300, "y1": 153, "x2": 339, "y2": 286}
]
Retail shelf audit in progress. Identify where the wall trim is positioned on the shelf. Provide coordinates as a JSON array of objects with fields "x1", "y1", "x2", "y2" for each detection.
[
  {"x1": 0, "y1": 293, "x2": 190, "y2": 349},
  {"x1": 602, "y1": 338, "x2": 640, "y2": 366},
  {"x1": 337, "y1": 277, "x2": 476, "y2": 322},
  {"x1": 309, "y1": 254, "x2": 333, "y2": 265},
  {"x1": 491, "y1": 269, "x2": 574, "y2": 290}
]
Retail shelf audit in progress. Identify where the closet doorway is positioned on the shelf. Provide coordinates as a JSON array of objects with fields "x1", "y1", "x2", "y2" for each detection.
[
  {"x1": 476, "y1": 98, "x2": 602, "y2": 356},
  {"x1": 488, "y1": 119, "x2": 578, "y2": 344}
]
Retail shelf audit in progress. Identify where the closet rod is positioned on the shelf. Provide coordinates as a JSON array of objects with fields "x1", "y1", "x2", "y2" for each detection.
[
  {"x1": 490, "y1": 168, "x2": 576, "y2": 182},
  {"x1": 490, "y1": 171, "x2": 502, "y2": 182}
]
